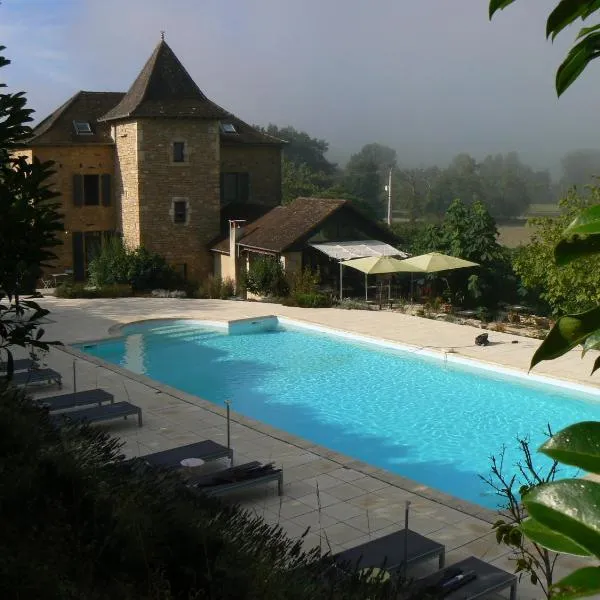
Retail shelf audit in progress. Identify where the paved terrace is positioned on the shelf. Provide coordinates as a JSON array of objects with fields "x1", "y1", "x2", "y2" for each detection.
[{"x1": 27, "y1": 297, "x2": 600, "y2": 599}]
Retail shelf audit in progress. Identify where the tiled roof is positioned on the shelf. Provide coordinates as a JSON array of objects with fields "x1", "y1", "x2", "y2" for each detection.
[
  {"x1": 100, "y1": 40, "x2": 229, "y2": 121},
  {"x1": 219, "y1": 115, "x2": 286, "y2": 146},
  {"x1": 23, "y1": 91, "x2": 125, "y2": 145},
  {"x1": 211, "y1": 198, "x2": 349, "y2": 254}
]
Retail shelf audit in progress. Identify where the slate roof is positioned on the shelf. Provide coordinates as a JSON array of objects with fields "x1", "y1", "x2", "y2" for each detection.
[
  {"x1": 211, "y1": 198, "x2": 350, "y2": 254},
  {"x1": 23, "y1": 91, "x2": 125, "y2": 145},
  {"x1": 100, "y1": 40, "x2": 229, "y2": 121}
]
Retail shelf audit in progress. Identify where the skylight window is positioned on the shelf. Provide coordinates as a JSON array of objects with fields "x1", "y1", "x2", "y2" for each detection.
[
  {"x1": 73, "y1": 121, "x2": 93, "y2": 135},
  {"x1": 220, "y1": 123, "x2": 237, "y2": 134}
]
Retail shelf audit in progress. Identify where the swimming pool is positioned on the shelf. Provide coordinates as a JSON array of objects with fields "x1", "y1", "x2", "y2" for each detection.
[{"x1": 77, "y1": 318, "x2": 600, "y2": 508}]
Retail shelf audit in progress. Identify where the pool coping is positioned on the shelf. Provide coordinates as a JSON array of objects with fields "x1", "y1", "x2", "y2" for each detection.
[{"x1": 63, "y1": 314, "x2": 595, "y2": 524}]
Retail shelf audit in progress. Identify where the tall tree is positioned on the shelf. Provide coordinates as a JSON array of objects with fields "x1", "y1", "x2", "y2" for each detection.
[
  {"x1": 260, "y1": 124, "x2": 337, "y2": 176},
  {"x1": 0, "y1": 45, "x2": 62, "y2": 374},
  {"x1": 281, "y1": 157, "x2": 322, "y2": 204},
  {"x1": 344, "y1": 143, "x2": 397, "y2": 218},
  {"x1": 559, "y1": 149, "x2": 600, "y2": 191}
]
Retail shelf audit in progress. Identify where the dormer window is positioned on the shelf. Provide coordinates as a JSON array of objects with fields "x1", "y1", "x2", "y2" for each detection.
[
  {"x1": 220, "y1": 123, "x2": 237, "y2": 134},
  {"x1": 73, "y1": 120, "x2": 93, "y2": 135},
  {"x1": 173, "y1": 141, "x2": 186, "y2": 162}
]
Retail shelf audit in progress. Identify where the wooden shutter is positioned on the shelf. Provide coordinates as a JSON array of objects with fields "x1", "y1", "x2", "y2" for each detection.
[
  {"x1": 239, "y1": 172, "x2": 250, "y2": 203},
  {"x1": 219, "y1": 173, "x2": 225, "y2": 204},
  {"x1": 73, "y1": 174, "x2": 83, "y2": 206},
  {"x1": 101, "y1": 174, "x2": 111, "y2": 206},
  {"x1": 72, "y1": 232, "x2": 85, "y2": 281}
]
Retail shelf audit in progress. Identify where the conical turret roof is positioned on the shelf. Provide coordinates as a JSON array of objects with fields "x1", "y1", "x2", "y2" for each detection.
[{"x1": 100, "y1": 40, "x2": 228, "y2": 121}]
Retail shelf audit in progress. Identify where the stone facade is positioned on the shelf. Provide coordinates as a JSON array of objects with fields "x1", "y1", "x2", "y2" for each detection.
[
  {"x1": 113, "y1": 122, "x2": 140, "y2": 247},
  {"x1": 220, "y1": 145, "x2": 281, "y2": 207},
  {"x1": 18, "y1": 145, "x2": 116, "y2": 275},
  {"x1": 132, "y1": 118, "x2": 221, "y2": 281}
]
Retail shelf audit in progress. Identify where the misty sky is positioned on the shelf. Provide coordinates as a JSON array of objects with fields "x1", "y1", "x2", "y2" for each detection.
[{"x1": 2, "y1": 0, "x2": 600, "y2": 176}]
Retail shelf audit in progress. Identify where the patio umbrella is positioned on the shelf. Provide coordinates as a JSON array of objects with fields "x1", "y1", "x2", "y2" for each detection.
[
  {"x1": 396, "y1": 252, "x2": 479, "y2": 273},
  {"x1": 397, "y1": 252, "x2": 479, "y2": 300},
  {"x1": 341, "y1": 256, "x2": 425, "y2": 300}
]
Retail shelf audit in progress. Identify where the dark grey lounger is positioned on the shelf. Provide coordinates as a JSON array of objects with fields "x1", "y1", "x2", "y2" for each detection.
[
  {"x1": 143, "y1": 440, "x2": 234, "y2": 468},
  {"x1": 0, "y1": 358, "x2": 39, "y2": 372},
  {"x1": 187, "y1": 461, "x2": 283, "y2": 496},
  {"x1": 333, "y1": 529, "x2": 445, "y2": 573},
  {"x1": 10, "y1": 368, "x2": 62, "y2": 388},
  {"x1": 37, "y1": 389, "x2": 114, "y2": 411},
  {"x1": 52, "y1": 401, "x2": 142, "y2": 427},
  {"x1": 415, "y1": 556, "x2": 517, "y2": 600}
]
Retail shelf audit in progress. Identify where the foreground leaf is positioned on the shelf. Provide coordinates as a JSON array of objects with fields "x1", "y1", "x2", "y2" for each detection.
[
  {"x1": 540, "y1": 422, "x2": 600, "y2": 475},
  {"x1": 557, "y1": 30, "x2": 600, "y2": 96},
  {"x1": 489, "y1": 0, "x2": 517, "y2": 19},
  {"x1": 521, "y1": 517, "x2": 591, "y2": 556},
  {"x1": 553, "y1": 567, "x2": 600, "y2": 599},
  {"x1": 582, "y1": 331, "x2": 600, "y2": 357},
  {"x1": 531, "y1": 306, "x2": 600, "y2": 369},
  {"x1": 555, "y1": 234, "x2": 600, "y2": 265},
  {"x1": 524, "y1": 479, "x2": 600, "y2": 558},
  {"x1": 546, "y1": 1, "x2": 593, "y2": 41}
]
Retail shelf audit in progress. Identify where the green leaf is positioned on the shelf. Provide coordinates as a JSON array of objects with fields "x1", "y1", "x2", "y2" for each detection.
[
  {"x1": 540, "y1": 422, "x2": 600, "y2": 475},
  {"x1": 530, "y1": 306, "x2": 600, "y2": 369},
  {"x1": 524, "y1": 479, "x2": 600, "y2": 558},
  {"x1": 555, "y1": 234, "x2": 600, "y2": 265},
  {"x1": 553, "y1": 567, "x2": 600, "y2": 599},
  {"x1": 489, "y1": 0, "x2": 517, "y2": 19},
  {"x1": 521, "y1": 517, "x2": 591, "y2": 556},
  {"x1": 593, "y1": 355, "x2": 600, "y2": 375},
  {"x1": 546, "y1": 0, "x2": 590, "y2": 41},
  {"x1": 563, "y1": 204, "x2": 600, "y2": 236},
  {"x1": 582, "y1": 331, "x2": 600, "y2": 357},
  {"x1": 556, "y1": 31, "x2": 600, "y2": 96}
]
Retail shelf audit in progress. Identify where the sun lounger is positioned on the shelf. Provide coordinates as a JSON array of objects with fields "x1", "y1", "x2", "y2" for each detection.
[
  {"x1": 37, "y1": 389, "x2": 114, "y2": 411},
  {"x1": 0, "y1": 358, "x2": 39, "y2": 372},
  {"x1": 187, "y1": 461, "x2": 283, "y2": 496},
  {"x1": 414, "y1": 556, "x2": 517, "y2": 600},
  {"x1": 142, "y1": 440, "x2": 234, "y2": 468},
  {"x1": 9, "y1": 368, "x2": 62, "y2": 388},
  {"x1": 333, "y1": 529, "x2": 445, "y2": 574},
  {"x1": 51, "y1": 401, "x2": 142, "y2": 427}
]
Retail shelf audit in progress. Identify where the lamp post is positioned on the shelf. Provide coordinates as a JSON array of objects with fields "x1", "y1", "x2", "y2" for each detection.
[{"x1": 385, "y1": 166, "x2": 393, "y2": 226}]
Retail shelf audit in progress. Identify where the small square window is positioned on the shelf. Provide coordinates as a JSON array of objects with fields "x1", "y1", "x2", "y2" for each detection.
[
  {"x1": 173, "y1": 200, "x2": 187, "y2": 224},
  {"x1": 173, "y1": 141, "x2": 186, "y2": 162},
  {"x1": 220, "y1": 123, "x2": 237, "y2": 134},
  {"x1": 73, "y1": 121, "x2": 93, "y2": 135}
]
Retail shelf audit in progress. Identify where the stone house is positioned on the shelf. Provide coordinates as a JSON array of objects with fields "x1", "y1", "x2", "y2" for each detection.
[{"x1": 16, "y1": 39, "x2": 284, "y2": 283}]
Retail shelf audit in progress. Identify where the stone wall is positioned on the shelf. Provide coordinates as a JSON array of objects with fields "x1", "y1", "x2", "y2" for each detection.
[
  {"x1": 114, "y1": 122, "x2": 140, "y2": 247},
  {"x1": 136, "y1": 118, "x2": 221, "y2": 283},
  {"x1": 24, "y1": 145, "x2": 116, "y2": 274},
  {"x1": 220, "y1": 144, "x2": 281, "y2": 206}
]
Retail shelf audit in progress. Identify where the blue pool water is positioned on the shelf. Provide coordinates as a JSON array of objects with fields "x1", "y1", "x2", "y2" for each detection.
[{"x1": 77, "y1": 319, "x2": 600, "y2": 508}]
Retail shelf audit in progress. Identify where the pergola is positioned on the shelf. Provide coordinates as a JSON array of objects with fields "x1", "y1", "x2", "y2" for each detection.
[{"x1": 310, "y1": 240, "x2": 409, "y2": 299}]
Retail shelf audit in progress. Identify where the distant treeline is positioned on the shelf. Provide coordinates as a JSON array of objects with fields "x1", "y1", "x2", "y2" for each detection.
[{"x1": 257, "y1": 124, "x2": 600, "y2": 219}]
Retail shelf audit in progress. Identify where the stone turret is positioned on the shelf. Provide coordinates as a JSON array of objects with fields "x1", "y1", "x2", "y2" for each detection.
[{"x1": 99, "y1": 39, "x2": 227, "y2": 282}]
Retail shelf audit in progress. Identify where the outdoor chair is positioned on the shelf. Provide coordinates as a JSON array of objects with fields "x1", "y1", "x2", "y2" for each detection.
[
  {"x1": 37, "y1": 389, "x2": 114, "y2": 411},
  {"x1": 186, "y1": 461, "x2": 283, "y2": 497},
  {"x1": 0, "y1": 358, "x2": 40, "y2": 373},
  {"x1": 51, "y1": 401, "x2": 142, "y2": 428},
  {"x1": 333, "y1": 528, "x2": 445, "y2": 575},
  {"x1": 9, "y1": 368, "x2": 62, "y2": 388},
  {"x1": 413, "y1": 556, "x2": 517, "y2": 600},
  {"x1": 142, "y1": 440, "x2": 234, "y2": 468}
]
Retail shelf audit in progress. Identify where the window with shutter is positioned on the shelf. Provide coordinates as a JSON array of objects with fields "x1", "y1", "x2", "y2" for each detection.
[
  {"x1": 239, "y1": 172, "x2": 250, "y2": 203},
  {"x1": 72, "y1": 232, "x2": 85, "y2": 280},
  {"x1": 101, "y1": 174, "x2": 111, "y2": 206}
]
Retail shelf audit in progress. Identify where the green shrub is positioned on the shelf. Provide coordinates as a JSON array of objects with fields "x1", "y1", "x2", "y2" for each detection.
[
  {"x1": 88, "y1": 238, "x2": 185, "y2": 292},
  {"x1": 55, "y1": 282, "x2": 132, "y2": 298},
  {"x1": 0, "y1": 384, "x2": 415, "y2": 600},
  {"x1": 199, "y1": 275, "x2": 236, "y2": 299},
  {"x1": 289, "y1": 266, "x2": 320, "y2": 296},
  {"x1": 243, "y1": 256, "x2": 289, "y2": 297},
  {"x1": 294, "y1": 292, "x2": 331, "y2": 308}
]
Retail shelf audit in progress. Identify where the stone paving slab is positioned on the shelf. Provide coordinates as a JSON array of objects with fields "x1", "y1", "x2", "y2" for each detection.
[{"x1": 20, "y1": 296, "x2": 600, "y2": 600}]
